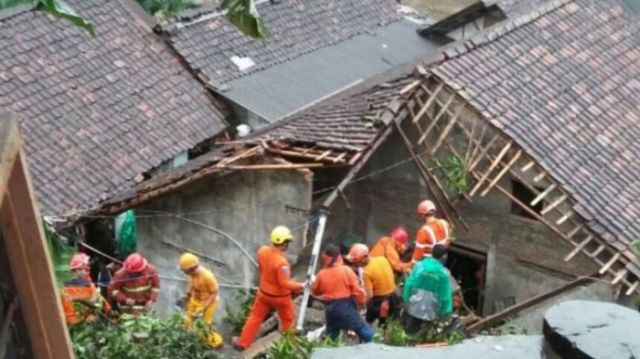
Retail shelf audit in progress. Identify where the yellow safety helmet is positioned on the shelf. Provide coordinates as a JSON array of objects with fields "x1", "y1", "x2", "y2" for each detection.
[
  {"x1": 270, "y1": 225, "x2": 293, "y2": 244},
  {"x1": 179, "y1": 253, "x2": 199, "y2": 270}
]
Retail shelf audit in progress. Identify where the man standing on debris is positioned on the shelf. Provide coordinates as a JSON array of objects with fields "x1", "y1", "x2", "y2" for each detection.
[
  {"x1": 412, "y1": 200, "x2": 451, "y2": 264},
  {"x1": 234, "y1": 226, "x2": 304, "y2": 351},
  {"x1": 108, "y1": 252, "x2": 160, "y2": 315},
  {"x1": 61, "y1": 253, "x2": 111, "y2": 325},
  {"x1": 311, "y1": 244, "x2": 374, "y2": 342},
  {"x1": 370, "y1": 227, "x2": 412, "y2": 273},
  {"x1": 403, "y1": 244, "x2": 453, "y2": 332},
  {"x1": 348, "y1": 243, "x2": 400, "y2": 327}
]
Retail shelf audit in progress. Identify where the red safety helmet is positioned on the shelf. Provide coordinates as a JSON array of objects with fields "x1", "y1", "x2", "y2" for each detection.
[
  {"x1": 417, "y1": 200, "x2": 436, "y2": 215},
  {"x1": 123, "y1": 253, "x2": 148, "y2": 273},
  {"x1": 69, "y1": 253, "x2": 90, "y2": 270},
  {"x1": 390, "y1": 227, "x2": 408, "y2": 245},
  {"x1": 346, "y1": 243, "x2": 369, "y2": 263}
]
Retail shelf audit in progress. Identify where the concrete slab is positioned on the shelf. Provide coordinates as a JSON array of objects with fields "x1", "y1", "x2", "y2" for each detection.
[{"x1": 311, "y1": 335, "x2": 546, "y2": 359}]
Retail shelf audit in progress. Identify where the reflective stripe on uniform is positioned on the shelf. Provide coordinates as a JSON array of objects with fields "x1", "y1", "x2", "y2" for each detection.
[
  {"x1": 415, "y1": 242, "x2": 433, "y2": 249},
  {"x1": 123, "y1": 285, "x2": 152, "y2": 293},
  {"x1": 111, "y1": 290, "x2": 121, "y2": 296},
  {"x1": 151, "y1": 288, "x2": 160, "y2": 292}
]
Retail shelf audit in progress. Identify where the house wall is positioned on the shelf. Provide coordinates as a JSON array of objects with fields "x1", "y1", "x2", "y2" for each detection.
[{"x1": 133, "y1": 168, "x2": 312, "y2": 327}]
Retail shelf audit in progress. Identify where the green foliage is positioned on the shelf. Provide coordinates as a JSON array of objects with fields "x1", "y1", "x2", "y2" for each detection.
[
  {"x1": 632, "y1": 240, "x2": 640, "y2": 258},
  {"x1": 377, "y1": 318, "x2": 466, "y2": 347},
  {"x1": 44, "y1": 219, "x2": 76, "y2": 289},
  {"x1": 135, "y1": 0, "x2": 196, "y2": 18},
  {"x1": 257, "y1": 331, "x2": 344, "y2": 359},
  {"x1": 221, "y1": 0, "x2": 269, "y2": 38},
  {"x1": 440, "y1": 155, "x2": 468, "y2": 194},
  {"x1": 223, "y1": 289, "x2": 256, "y2": 334},
  {"x1": 70, "y1": 314, "x2": 218, "y2": 359},
  {"x1": 0, "y1": 0, "x2": 94, "y2": 35}
]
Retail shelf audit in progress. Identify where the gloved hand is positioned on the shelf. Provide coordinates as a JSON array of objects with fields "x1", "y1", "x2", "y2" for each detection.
[{"x1": 144, "y1": 300, "x2": 154, "y2": 311}]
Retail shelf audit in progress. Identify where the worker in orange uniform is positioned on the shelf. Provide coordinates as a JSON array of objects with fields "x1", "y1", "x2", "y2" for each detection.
[
  {"x1": 370, "y1": 227, "x2": 412, "y2": 273},
  {"x1": 61, "y1": 253, "x2": 111, "y2": 325},
  {"x1": 311, "y1": 244, "x2": 374, "y2": 342},
  {"x1": 233, "y1": 226, "x2": 304, "y2": 351},
  {"x1": 412, "y1": 200, "x2": 452, "y2": 264},
  {"x1": 108, "y1": 252, "x2": 160, "y2": 315},
  {"x1": 180, "y1": 253, "x2": 223, "y2": 348},
  {"x1": 348, "y1": 243, "x2": 399, "y2": 327}
]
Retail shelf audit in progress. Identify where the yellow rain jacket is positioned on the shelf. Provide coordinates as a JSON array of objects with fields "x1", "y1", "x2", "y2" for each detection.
[{"x1": 185, "y1": 266, "x2": 219, "y2": 326}]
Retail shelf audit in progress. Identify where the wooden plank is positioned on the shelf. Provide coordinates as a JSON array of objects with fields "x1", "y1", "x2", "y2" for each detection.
[
  {"x1": 426, "y1": 104, "x2": 464, "y2": 151},
  {"x1": 412, "y1": 83, "x2": 444, "y2": 123},
  {"x1": 222, "y1": 163, "x2": 328, "y2": 170},
  {"x1": 0, "y1": 151, "x2": 74, "y2": 359},
  {"x1": 242, "y1": 331, "x2": 282, "y2": 359},
  {"x1": 416, "y1": 93, "x2": 456, "y2": 145},
  {"x1": 467, "y1": 134, "x2": 500, "y2": 172},
  {"x1": 612, "y1": 269, "x2": 628, "y2": 285},
  {"x1": 599, "y1": 253, "x2": 621, "y2": 275},
  {"x1": 556, "y1": 212, "x2": 572, "y2": 225},
  {"x1": 468, "y1": 141, "x2": 512, "y2": 196},
  {"x1": 531, "y1": 184, "x2": 557, "y2": 206},
  {"x1": 348, "y1": 151, "x2": 363, "y2": 165},
  {"x1": 331, "y1": 152, "x2": 347, "y2": 163},
  {"x1": 480, "y1": 149, "x2": 522, "y2": 197},
  {"x1": 399, "y1": 79, "x2": 422, "y2": 95},
  {"x1": 626, "y1": 281, "x2": 639, "y2": 295},
  {"x1": 566, "y1": 224, "x2": 584, "y2": 239},
  {"x1": 589, "y1": 245, "x2": 605, "y2": 258},
  {"x1": 314, "y1": 150, "x2": 332, "y2": 161},
  {"x1": 533, "y1": 171, "x2": 547, "y2": 182},
  {"x1": 540, "y1": 194, "x2": 568, "y2": 215},
  {"x1": 564, "y1": 235, "x2": 593, "y2": 261},
  {"x1": 520, "y1": 160, "x2": 536, "y2": 173}
]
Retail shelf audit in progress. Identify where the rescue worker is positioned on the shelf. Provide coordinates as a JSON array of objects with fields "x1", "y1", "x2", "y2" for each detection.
[
  {"x1": 403, "y1": 244, "x2": 453, "y2": 333},
  {"x1": 233, "y1": 226, "x2": 304, "y2": 351},
  {"x1": 370, "y1": 227, "x2": 411, "y2": 273},
  {"x1": 180, "y1": 253, "x2": 223, "y2": 348},
  {"x1": 311, "y1": 244, "x2": 374, "y2": 342},
  {"x1": 412, "y1": 200, "x2": 452, "y2": 264},
  {"x1": 108, "y1": 252, "x2": 159, "y2": 315},
  {"x1": 347, "y1": 243, "x2": 399, "y2": 327},
  {"x1": 61, "y1": 253, "x2": 111, "y2": 325}
]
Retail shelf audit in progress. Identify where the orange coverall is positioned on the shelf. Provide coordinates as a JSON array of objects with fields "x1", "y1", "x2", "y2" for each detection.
[
  {"x1": 108, "y1": 265, "x2": 160, "y2": 314},
  {"x1": 370, "y1": 236, "x2": 411, "y2": 273},
  {"x1": 237, "y1": 245, "x2": 302, "y2": 349},
  {"x1": 412, "y1": 218, "x2": 451, "y2": 263},
  {"x1": 61, "y1": 278, "x2": 111, "y2": 325}
]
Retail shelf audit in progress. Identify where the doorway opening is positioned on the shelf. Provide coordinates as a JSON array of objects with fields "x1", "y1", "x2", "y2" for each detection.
[{"x1": 447, "y1": 245, "x2": 487, "y2": 315}]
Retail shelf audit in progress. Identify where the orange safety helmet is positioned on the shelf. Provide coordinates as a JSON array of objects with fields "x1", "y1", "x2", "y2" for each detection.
[
  {"x1": 390, "y1": 227, "x2": 408, "y2": 245},
  {"x1": 69, "y1": 253, "x2": 90, "y2": 270},
  {"x1": 417, "y1": 200, "x2": 436, "y2": 215},
  {"x1": 123, "y1": 253, "x2": 148, "y2": 273},
  {"x1": 346, "y1": 243, "x2": 369, "y2": 263}
]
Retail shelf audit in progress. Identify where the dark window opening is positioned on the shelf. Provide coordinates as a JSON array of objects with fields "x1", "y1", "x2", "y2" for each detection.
[
  {"x1": 511, "y1": 180, "x2": 543, "y2": 219},
  {"x1": 447, "y1": 246, "x2": 486, "y2": 316}
]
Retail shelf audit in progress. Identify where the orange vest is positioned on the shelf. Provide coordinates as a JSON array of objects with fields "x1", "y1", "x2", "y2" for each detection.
[
  {"x1": 311, "y1": 256, "x2": 365, "y2": 304},
  {"x1": 61, "y1": 278, "x2": 111, "y2": 325},
  {"x1": 412, "y1": 218, "x2": 451, "y2": 263},
  {"x1": 108, "y1": 265, "x2": 160, "y2": 305},
  {"x1": 370, "y1": 236, "x2": 411, "y2": 273},
  {"x1": 257, "y1": 245, "x2": 302, "y2": 297}
]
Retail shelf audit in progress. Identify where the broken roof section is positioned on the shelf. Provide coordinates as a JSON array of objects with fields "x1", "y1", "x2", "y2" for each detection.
[
  {"x1": 0, "y1": 0, "x2": 227, "y2": 218},
  {"x1": 429, "y1": 0, "x2": 640, "y2": 251},
  {"x1": 164, "y1": 0, "x2": 440, "y2": 122}
]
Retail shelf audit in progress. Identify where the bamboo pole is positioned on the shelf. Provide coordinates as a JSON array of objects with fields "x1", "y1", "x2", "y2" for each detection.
[{"x1": 480, "y1": 149, "x2": 522, "y2": 196}]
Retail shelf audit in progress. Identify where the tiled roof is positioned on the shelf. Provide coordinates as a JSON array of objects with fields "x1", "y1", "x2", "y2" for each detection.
[
  {"x1": 431, "y1": 0, "x2": 640, "y2": 247},
  {"x1": 165, "y1": 0, "x2": 403, "y2": 85},
  {"x1": 0, "y1": 0, "x2": 227, "y2": 217},
  {"x1": 256, "y1": 74, "x2": 416, "y2": 152}
]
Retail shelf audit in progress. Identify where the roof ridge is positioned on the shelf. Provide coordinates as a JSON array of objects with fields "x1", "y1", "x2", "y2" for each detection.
[
  {"x1": 162, "y1": 0, "x2": 273, "y2": 33},
  {"x1": 0, "y1": 3, "x2": 34, "y2": 21},
  {"x1": 431, "y1": 0, "x2": 574, "y2": 65}
]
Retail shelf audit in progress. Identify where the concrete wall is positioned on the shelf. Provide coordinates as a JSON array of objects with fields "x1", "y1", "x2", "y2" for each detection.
[{"x1": 134, "y1": 167, "x2": 312, "y2": 326}]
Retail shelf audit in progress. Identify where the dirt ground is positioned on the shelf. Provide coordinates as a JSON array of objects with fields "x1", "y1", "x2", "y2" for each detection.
[{"x1": 406, "y1": 0, "x2": 477, "y2": 20}]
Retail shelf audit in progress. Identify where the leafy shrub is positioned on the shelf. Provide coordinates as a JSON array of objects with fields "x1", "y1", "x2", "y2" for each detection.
[
  {"x1": 70, "y1": 314, "x2": 218, "y2": 359},
  {"x1": 224, "y1": 289, "x2": 256, "y2": 334}
]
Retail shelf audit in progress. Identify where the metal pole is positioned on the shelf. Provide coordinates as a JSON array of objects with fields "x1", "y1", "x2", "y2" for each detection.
[{"x1": 295, "y1": 210, "x2": 328, "y2": 331}]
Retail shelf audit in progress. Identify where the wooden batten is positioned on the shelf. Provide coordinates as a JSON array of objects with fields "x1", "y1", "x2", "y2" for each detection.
[
  {"x1": 599, "y1": 253, "x2": 621, "y2": 275},
  {"x1": 314, "y1": 150, "x2": 332, "y2": 161},
  {"x1": 413, "y1": 83, "x2": 444, "y2": 123},
  {"x1": 399, "y1": 79, "x2": 422, "y2": 95},
  {"x1": 416, "y1": 94, "x2": 456, "y2": 144},
  {"x1": 612, "y1": 269, "x2": 628, "y2": 284},
  {"x1": 480, "y1": 149, "x2": 522, "y2": 197},
  {"x1": 468, "y1": 141, "x2": 512, "y2": 196},
  {"x1": 626, "y1": 281, "x2": 639, "y2": 295},
  {"x1": 555, "y1": 212, "x2": 572, "y2": 225},
  {"x1": 540, "y1": 194, "x2": 568, "y2": 215},
  {"x1": 564, "y1": 235, "x2": 593, "y2": 261},
  {"x1": 467, "y1": 134, "x2": 500, "y2": 172},
  {"x1": 589, "y1": 245, "x2": 606, "y2": 258},
  {"x1": 566, "y1": 224, "x2": 584, "y2": 238},
  {"x1": 533, "y1": 171, "x2": 547, "y2": 182},
  {"x1": 427, "y1": 104, "x2": 464, "y2": 152},
  {"x1": 520, "y1": 160, "x2": 536, "y2": 172},
  {"x1": 531, "y1": 184, "x2": 556, "y2": 206}
]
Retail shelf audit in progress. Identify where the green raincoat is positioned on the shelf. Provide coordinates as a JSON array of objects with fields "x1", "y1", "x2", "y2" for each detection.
[{"x1": 403, "y1": 257, "x2": 452, "y2": 316}]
